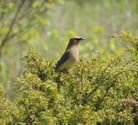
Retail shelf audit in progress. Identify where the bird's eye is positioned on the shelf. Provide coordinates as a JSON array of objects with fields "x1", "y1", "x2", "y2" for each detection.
[{"x1": 76, "y1": 38, "x2": 81, "y2": 40}]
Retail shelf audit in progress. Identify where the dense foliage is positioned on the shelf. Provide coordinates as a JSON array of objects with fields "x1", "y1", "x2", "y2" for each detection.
[
  {"x1": 0, "y1": 33, "x2": 137, "y2": 124},
  {"x1": 1, "y1": 0, "x2": 138, "y2": 94},
  {"x1": 0, "y1": 0, "x2": 138, "y2": 124}
]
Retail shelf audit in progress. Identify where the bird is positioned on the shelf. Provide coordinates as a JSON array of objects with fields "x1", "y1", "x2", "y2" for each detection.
[{"x1": 55, "y1": 36, "x2": 85, "y2": 73}]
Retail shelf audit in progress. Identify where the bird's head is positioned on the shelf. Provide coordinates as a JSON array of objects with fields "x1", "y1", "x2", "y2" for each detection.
[{"x1": 67, "y1": 36, "x2": 85, "y2": 48}]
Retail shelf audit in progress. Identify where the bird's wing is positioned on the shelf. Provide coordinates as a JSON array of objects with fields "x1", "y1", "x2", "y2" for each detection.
[{"x1": 55, "y1": 50, "x2": 70, "y2": 70}]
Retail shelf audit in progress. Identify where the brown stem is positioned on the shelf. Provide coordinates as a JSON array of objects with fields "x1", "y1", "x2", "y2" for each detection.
[
  {"x1": 0, "y1": 0, "x2": 26, "y2": 57},
  {"x1": 95, "y1": 81, "x2": 116, "y2": 111}
]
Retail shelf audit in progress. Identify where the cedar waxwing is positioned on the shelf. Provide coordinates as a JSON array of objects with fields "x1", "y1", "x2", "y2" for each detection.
[{"x1": 55, "y1": 36, "x2": 85, "y2": 72}]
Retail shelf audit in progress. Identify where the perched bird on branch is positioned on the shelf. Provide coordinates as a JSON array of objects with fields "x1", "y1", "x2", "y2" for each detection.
[{"x1": 55, "y1": 36, "x2": 85, "y2": 73}]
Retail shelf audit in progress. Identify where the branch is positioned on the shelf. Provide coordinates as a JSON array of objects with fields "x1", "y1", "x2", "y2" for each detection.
[
  {"x1": 94, "y1": 81, "x2": 116, "y2": 111},
  {"x1": 94, "y1": 61, "x2": 135, "y2": 111},
  {"x1": 0, "y1": 0, "x2": 26, "y2": 56}
]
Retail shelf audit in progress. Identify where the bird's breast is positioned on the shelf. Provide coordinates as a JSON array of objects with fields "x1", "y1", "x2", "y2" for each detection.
[{"x1": 69, "y1": 46, "x2": 79, "y2": 62}]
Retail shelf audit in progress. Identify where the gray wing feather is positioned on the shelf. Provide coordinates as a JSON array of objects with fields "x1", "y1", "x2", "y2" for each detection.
[{"x1": 55, "y1": 51, "x2": 70, "y2": 70}]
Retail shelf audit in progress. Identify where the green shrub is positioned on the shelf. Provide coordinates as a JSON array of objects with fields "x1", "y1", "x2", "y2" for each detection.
[
  {"x1": 0, "y1": 86, "x2": 14, "y2": 124},
  {"x1": 0, "y1": 32, "x2": 138, "y2": 124}
]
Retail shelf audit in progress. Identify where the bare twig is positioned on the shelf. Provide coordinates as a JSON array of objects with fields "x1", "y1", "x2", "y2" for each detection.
[{"x1": 0, "y1": 0, "x2": 26, "y2": 56}]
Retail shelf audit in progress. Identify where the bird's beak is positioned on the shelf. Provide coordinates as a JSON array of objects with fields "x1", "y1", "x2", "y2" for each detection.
[{"x1": 79, "y1": 37, "x2": 85, "y2": 41}]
